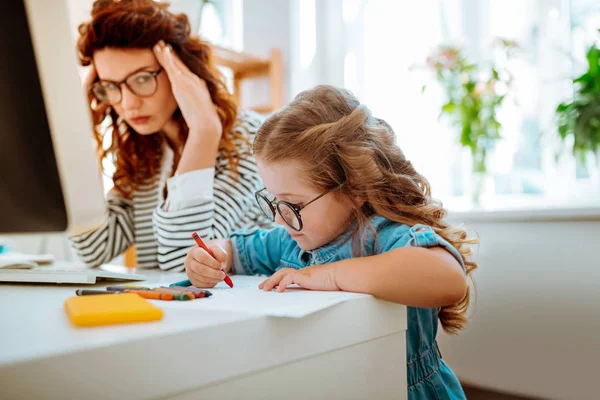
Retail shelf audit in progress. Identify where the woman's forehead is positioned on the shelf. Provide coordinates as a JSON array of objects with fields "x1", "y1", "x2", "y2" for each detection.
[{"x1": 93, "y1": 47, "x2": 158, "y2": 81}]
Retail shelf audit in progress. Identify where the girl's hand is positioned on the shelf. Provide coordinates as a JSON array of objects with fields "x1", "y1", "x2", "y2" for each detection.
[
  {"x1": 259, "y1": 265, "x2": 340, "y2": 293},
  {"x1": 184, "y1": 241, "x2": 229, "y2": 288},
  {"x1": 153, "y1": 40, "x2": 223, "y2": 143}
]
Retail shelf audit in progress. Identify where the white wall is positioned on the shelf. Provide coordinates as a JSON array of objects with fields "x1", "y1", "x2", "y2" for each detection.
[
  {"x1": 439, "y1": 217, "x2": 600, "y2": 400},
  {"x1": 288, "y1": 0, "x2": 346, "y2": 102},
  {"x1": 240, "y1": 0, "x2": 344, "y2": 107},
  {"x1": 240, "y1": 0, "x2": 292, "y2": 108},
  {"x1": 66, "y1": 0, "x2": 94, "y2": 36}
]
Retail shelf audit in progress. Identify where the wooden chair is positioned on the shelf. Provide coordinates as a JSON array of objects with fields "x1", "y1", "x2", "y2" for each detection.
[
  {"x1": 124, "y1": 245, "x2": 137, "y2": 268},
  {"x1": 213, "y1": 46, "x2": 284, "y2": 114},
  {"x1": 122, "y1": 47, "x2": 284, "y2": 268}
]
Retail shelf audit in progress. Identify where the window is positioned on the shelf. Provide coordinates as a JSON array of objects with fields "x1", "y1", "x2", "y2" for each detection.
[{"x1": 314, "y1": 0, "x2": 600, "y2": 209}]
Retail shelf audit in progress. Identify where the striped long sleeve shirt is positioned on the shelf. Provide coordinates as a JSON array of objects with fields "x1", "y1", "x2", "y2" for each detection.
[{"x1": 69, "y1": 110, "x2": 273, "y2": 271}]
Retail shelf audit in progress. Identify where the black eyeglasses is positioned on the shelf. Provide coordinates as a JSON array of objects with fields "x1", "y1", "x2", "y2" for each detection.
[
  {"x1": 90, "y1": 67, "x2": 164, "y2": 105},
  {"x1": 255, "y1": 185, "x2": 342, "y2": 231}
]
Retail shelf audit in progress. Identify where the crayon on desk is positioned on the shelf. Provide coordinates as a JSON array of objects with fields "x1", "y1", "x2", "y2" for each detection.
[
  {"x1": 166, "y1": 286, "x2": 212, "y2": 298},
  {"x1": 105, "y1": 285, "x2": 195, "y2": 301},
  {"x1": 169, "y1": 279, "x2": 193, "y2": 288},
  {"x1": 169, "y1": 286, "x2": 212, "y2": 298},
  {"x1": 162, "y1": 286, "x2": 199, "y2": 298},
  {"x1": 76, "y1": 289, "x2": 174, "y2": 301},
  {"x1": 76, "y1": 289, "x2": 118, "y2": 296},
  {"x1": 169, "y1": 279, "x2": 192, "y2": 288},
  {"x1": 125, "y1": 290, "x2": 174, "y2": 301},
  {"x1": 152, "y1": 288, "x2": 193, "y2": 301}
]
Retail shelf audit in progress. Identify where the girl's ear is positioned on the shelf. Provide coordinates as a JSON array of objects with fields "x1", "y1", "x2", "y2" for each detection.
[
  {"x1": 349, "y1": 184, "x2": 367, "y2": 209},
  {"x1": 336, "y1": 181, "x2": 366, "y2": 209},
  {"x1": 342, "y1": 192, "x2": 366, "y2": 210},
  {"x1": 354, "y1": 195, "x2": 367, "y2": 209}
]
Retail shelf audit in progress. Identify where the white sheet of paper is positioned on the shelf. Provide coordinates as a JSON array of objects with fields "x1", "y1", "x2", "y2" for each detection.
[{"x1": 154, "y1": 275, "x2": 367, "y2": 318}]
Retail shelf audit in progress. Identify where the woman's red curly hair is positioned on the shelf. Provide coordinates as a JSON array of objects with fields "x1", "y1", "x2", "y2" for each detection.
[{"x1": 78, "y1": 0, "x2": 243, "y2": 198}]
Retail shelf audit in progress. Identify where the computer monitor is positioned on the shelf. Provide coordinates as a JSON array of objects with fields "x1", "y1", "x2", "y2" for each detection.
[{"x1": 0, "y1": 0, "x2": 106, "y2": 235}]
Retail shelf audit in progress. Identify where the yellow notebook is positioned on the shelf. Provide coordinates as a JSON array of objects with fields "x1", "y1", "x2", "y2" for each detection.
[{"x1": 64, "y1": 293, "x2": 163, "y2": 327}]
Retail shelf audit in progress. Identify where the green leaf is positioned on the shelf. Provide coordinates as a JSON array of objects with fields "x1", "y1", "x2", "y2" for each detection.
[
  {"x1": 556, "y1": 102, "x2": 570, "y2": 113},
  {"x1": 558, "y1": 123, "x2": 569, "y2": 140},
  {"x1": 574, "y1": 73, "x2": 592, "y2": 85},
  {"x1": 586, "y1": 46, "x2": 600, "y2": 76},
  {"x1": 554, "y1": 43, "x2": 600, "y2": 164},
  {"x1": 441, "y1": 102, "x2": 456, "y2": 114},
  {"x1": 491, "y1": 68, "x2": 499, "y2": 80},
  {"x1": 460, "y1": 124, "x2": 473, "y2": 149}
]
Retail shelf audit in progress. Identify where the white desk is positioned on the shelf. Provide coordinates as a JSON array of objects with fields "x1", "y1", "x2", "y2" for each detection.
[{"x1": 0, "y1": 271, "x2": 407, "y2": 400}]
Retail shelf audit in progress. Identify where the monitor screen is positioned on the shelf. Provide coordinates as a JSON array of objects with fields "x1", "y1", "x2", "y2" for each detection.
[
  {"x1": 0, "y1": 0, "x2": 106, "y2": 235},
  {"x1": 0, "y1": 0, "x2": 67, "y2": 232}
]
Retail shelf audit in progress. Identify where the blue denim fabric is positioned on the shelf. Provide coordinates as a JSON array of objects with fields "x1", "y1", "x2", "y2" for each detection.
[{"x1": 231, "y1": 216, "x2": 467, "y2": 400}]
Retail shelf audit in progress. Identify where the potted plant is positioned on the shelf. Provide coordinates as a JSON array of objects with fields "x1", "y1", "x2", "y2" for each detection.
[
  {"x1": 420, "y1": 39, "x2": 518, "y2": 204},
  {"x1": 556, "y1": 35, "x2": 600, "y2": 165}
]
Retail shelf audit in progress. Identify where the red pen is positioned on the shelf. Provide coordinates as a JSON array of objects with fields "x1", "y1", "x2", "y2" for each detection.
[{"x1": 192, "y1": 232, "x2": 234, "y2": 288}]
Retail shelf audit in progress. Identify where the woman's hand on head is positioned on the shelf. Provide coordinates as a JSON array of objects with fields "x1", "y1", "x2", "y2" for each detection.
[
  {"x1": 82, "y1": 65, "x2": 97, "y2": 92},
  {"x1": 259, "y1": 265, "x2": 341, "y2": 293},
  {"x1": 82, "y1": 65, "x2": 106, "y2": 113},
  {"x1": 153, "y1": 40, "x2": 223, "y2": 144},
  {"x1": 184, "y1": 242, "x2": 229, "y2": 288}
]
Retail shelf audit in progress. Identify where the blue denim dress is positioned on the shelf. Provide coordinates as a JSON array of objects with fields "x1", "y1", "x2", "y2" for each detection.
[{"x1": 231, "y1": 216, "x2": 467, "y2": 399}]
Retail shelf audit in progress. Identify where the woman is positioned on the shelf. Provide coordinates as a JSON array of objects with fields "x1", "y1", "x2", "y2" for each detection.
[{"x1": 70, "y1": 0, "x2": 272, "y2": 271}]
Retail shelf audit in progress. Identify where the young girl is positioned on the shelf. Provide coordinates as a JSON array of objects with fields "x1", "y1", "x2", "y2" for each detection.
[{"x1": 184, "y1": 85, "x2": 476, "y2": 398}]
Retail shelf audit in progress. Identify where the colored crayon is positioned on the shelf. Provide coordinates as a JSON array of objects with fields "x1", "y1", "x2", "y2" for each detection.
[
  {"x1": 167, "y1": 286, "x2": 212, "y2": 298},
  {"x1": 76, "y1": 288, "x2": 173, "y2": 301},
  {"x1": 76, "y1": 289, "x2": 118, "y2": 296},
  {"x1": 106, "y1": 285, "x2": 192, "y2": 300},
  {"x1": 125, "y1": 290, "x2": 174, "y2": 301},
  {"x1": 152, "y1": 287, "x2": 194, "y2": 301},
  {"x1": 169, "y1": 279, "x2": 193, "y2": 288}
]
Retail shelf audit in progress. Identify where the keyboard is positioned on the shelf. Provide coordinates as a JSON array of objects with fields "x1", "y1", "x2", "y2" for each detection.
[{"x1": 0, "y1": 262, "x2": 147, "y2": 284}]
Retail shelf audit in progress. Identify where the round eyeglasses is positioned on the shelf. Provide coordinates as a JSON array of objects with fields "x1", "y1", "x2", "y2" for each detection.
[
  {"x1": 254, "y1": 185, "x2": 342, "y2": 231},
  {"x1": 90, "y1": 67, "x2": 163, "y2": 105}
]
